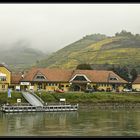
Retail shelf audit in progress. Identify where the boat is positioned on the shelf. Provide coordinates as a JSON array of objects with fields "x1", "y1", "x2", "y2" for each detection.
[
  {"x1": 1, "y1": 91, "x2": 79, "y2": 113},
  {"x1": 1, "y1": 103, "x2": 79, "y2": 113}
]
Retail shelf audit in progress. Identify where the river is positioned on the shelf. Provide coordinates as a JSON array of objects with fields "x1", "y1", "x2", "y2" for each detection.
[{"x1": 0, "y1": 107, "x2": 140, "y2": 136}]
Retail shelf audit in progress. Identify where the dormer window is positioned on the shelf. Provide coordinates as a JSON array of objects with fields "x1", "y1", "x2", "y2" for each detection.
[
  {"x1": 36, "y1": 75, "x2": 45, "y2": 79},
  {"x1": 33, "y1": 73, "x2": 47, "y2": 81},
  {"x1": 109, "y1": 77, "x2": 118, "y2": 81},
  {"x1": 69, "y1": 74, "x2": 91, "y2": 82},
  {"x1": 73, "y1": 76, "x2": 87, "y2": 81}
]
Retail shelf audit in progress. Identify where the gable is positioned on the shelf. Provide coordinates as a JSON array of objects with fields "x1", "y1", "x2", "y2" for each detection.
[
  {"x1": 33, "y1": 72, "x2": 47, "y2": 81},
  {"x1": 69, "y1": 74, "x2": 91, "y2": 82}
]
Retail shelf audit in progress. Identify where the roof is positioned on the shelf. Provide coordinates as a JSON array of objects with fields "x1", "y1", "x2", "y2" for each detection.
[
  {"x1": 21, "y1": 68, "x2": 73, "y2": 82},
  {"x1": 70, "y1": 70, "x2": 128, "y2": 83},
  {"x1": 11, "y1": 73, "x2": 23, "y2": 84},
  {"x1": 21, "y1": 68, "x2": 127, "y2": 84},
  {"x1": 0, "y1": 64, "x2": 11, "y2": 72},
  {"x1": 133, "y1": 75, "x2": 140, "y2": 84}
]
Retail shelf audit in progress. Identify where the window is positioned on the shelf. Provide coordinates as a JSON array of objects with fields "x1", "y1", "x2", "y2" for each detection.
[
  {"x1": 73, "y1": 76, "x2": 87, "y2": 81},
  {"x1": 109, "y1": 77, "x2": 118, "y2": 81},
  {"x1": 33, "y1": 73, "x2": 46, "y2": 81},
  {"x1": 47, "y1": 83, "x2": 57, "y2": 86},
  {"x1": 36, "y1": 75, "x2": 45, "y2": 79},
  {"x1": 37, "y1": 83, "x2": 42, "y2": 89},
  {"x1": 2, "y1": 85, "x2": 5, "y2": 89},
  {"x1": 0, "y1": 76, "x2": 6, "y2": 81}
]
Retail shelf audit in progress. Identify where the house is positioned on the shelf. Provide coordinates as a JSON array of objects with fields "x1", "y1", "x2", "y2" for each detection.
[
  {"x1": 20, "y1": 68, "x2": 72, "y2": 92},
  {"x1": 0, "y1": 64, "x2": 11, "y2": 91},
  {"x1": 132, "y1": 75, "x2": 140, "y2": 91},
  {"x1": 0, "y1": 64, "x2": 128, "y2": 92},
  {"x1": 69, "y1": 69, "x2": 127, "y2": 92},
  {"x1": 20, "y1": 67, "x2": 128, "y2": 92},
  {"x1": 10, "y1": 73, "x2": 23, "y2": 91}
]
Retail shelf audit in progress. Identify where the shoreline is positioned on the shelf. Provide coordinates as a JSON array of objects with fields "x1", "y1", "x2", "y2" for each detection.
[{"x1": 78, "y1": 102, "x2": 140, "y2": 110}]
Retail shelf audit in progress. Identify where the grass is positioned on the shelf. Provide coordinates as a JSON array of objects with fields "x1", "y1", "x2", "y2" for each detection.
[{"x1": 1, "y1": 91, "x2": 140, "y2": 105}]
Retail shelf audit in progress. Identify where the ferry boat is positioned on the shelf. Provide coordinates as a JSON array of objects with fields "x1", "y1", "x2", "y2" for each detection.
[
  {"x1": 1, "y1": 91, "x2": 79, "y2": 113},
  {"x1": 1, "y1": 104, "x2": 79, "y2": 113}
]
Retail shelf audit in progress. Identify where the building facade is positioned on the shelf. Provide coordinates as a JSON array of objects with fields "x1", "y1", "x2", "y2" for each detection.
[
  {"x1": 0, "y1": 65, "x2": 128, "y2": 92},
  {"x1": 0, "y1": 64, "x2": 11, "y2": 91},
  {"x1": 132, "y1": 75, "x2": 140, "y2": 91},
  {"x1": 20, "y1": 68, "x2": 128, "y2": 92}
]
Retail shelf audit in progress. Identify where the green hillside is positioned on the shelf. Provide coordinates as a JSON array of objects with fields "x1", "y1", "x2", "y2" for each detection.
[
  {"x1": 36, "y1": 30, "x2": 140, "y2": 73},
  {"x1": 0, "y1": 45, "x2": 46, "y2": 72}
]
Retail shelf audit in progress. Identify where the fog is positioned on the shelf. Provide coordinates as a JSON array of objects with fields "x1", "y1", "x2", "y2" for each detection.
[{"x1": 0, "y1": 4, "x2": 140, "y2": 53}]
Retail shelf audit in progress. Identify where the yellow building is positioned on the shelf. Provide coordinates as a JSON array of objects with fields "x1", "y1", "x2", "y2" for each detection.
[
  {"x1": 0, "y1": 64, "x2": 11, "y2": 91},
  {"x1": 20, "y1": 68, "x2": 128, "y2": 92},
  {"x1": 0, "y1": 64, "x2": 128, "y2": 92},
  {"x1": 132, "y1": 75, "x2": 140, "y2": 91}
]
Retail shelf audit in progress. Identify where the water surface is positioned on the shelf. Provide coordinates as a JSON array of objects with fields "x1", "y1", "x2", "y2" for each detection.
[{"x1": 0, "y1": 108, "x2": 140, "y2": 136}]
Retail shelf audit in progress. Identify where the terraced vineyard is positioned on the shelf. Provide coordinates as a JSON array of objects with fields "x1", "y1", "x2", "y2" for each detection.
[{"x1": 36, "y1": 31, "x2": 140, "y2": 73}]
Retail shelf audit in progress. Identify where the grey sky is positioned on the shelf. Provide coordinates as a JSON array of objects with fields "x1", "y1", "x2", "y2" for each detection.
[{"x1": 0, "y1": 3, "x2": 140, "y2": 53}]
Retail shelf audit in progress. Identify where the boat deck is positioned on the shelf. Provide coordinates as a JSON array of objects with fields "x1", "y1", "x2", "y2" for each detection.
[{"x1": 1, "y1": 104, "x2": 79, "y2": 113}]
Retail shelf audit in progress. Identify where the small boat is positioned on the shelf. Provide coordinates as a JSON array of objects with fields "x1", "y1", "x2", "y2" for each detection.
[{"x1": 1, "y1": 103, "x2": 79, "y2": 113}]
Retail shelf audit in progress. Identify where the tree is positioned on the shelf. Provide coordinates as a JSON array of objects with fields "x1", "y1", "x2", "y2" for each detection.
[
  {"x1": 115, "y1": 30, "x2": 133, "y2": 37},
  {"x1": 76, "y1": 63, "x2": 92, "y2": 70},
  {"x1": 110, "y1": 65, "x2": 130, "y2": 82},
  {"x1": 130, "y1": 68, "x2": 138, "y2": 82}
]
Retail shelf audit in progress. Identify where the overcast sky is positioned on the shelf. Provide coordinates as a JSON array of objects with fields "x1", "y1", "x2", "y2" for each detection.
[{"x1": 0, "y1": 3, "x2": 140, "y2": 53}]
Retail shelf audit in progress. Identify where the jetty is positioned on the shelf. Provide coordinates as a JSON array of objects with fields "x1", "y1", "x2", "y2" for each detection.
[{"x1": 1, "y1": 91, "x2": 78, "y2": 113}]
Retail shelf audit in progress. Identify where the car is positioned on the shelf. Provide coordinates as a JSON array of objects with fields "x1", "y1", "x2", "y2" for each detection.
[
  {"x1": 123, "y1": 88, "x2": 132, "y2": 92},
  {"x1": 55, "y1": 89, "x2": 64, "y2": 93},
  {"x1": 85, "y1": 88, "x2": 95, "y2": 93},
  {"x1": 134, "y1": 88, "x2": 140, "y2": 92}
]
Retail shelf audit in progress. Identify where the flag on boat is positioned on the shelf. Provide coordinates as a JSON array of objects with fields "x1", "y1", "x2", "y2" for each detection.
[{"x1": 8, "y1": 88, "x2": 11, "y2": 98}]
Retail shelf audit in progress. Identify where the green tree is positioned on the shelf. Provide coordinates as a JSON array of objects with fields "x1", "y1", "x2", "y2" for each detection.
[
  {"x1": 110, "y1": 65, "x2": 130, "y2": 82},
  {"x1": 130, "y1": 68, "x2": 138, "y2": 82},
  {"x1": 76, "y1": 63, "x2": 92, "y2": 70}
]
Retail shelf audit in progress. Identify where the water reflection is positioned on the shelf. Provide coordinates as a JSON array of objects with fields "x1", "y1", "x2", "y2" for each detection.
[
  {"x1": 0, "y1": 111, "x2": 79, "y2": 136},
  {"x1": 0, "y1": 109, "x2": 140, "y2": 136}
]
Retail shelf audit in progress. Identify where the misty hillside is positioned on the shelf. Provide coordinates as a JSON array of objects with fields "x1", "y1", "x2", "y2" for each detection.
[
  {"x1": 0, "y1": 41, "x2": 46, "y2": 71},
  {"x1": 35, "y1": 30, "x2": 140, "y2": 73}
]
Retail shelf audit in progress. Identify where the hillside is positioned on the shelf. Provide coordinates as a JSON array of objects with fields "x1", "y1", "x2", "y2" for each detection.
[
  {"x1": 36, "y1": 30, "x2": 140, "y2": 73},
  {"x1": 0, "y1": 42, "x2": 46, "y2": 72}
]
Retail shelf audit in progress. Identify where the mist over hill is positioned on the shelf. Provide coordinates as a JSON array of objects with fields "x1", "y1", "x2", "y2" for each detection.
[{"x1": 0, "y1": 40, "x2": 47, "y2": 71}]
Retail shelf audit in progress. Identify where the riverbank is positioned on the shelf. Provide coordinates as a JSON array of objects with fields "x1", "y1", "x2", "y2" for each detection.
[
  {"x1": 1, "y1": 91, "x2": 140, "y2": 106},
  {"x1": 79, "y1": 102, "x2": 140, "y2": 110}
]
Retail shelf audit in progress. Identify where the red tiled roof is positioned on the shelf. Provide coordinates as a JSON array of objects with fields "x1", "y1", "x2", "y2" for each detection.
[
  {"x1": 22, "y1": 68, "x2": 73, "y2": 82},
  {"x1": 21, "y1": 68, "x2": 127, "y2": 84},
  {"x1": 70, "y1": 70, "x2": 127, "y2": 83},
  {"x1": 133, "y1": 75, "x2": 140, "y2": 84},
  {"x1": 11, "y1": 73, "x2": 23, "y2": 84}
]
